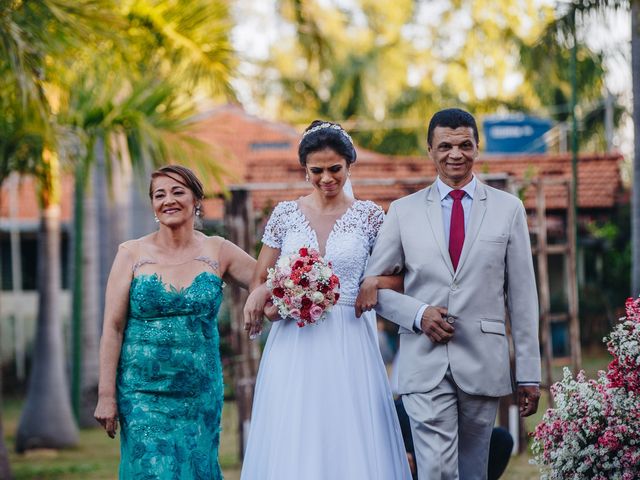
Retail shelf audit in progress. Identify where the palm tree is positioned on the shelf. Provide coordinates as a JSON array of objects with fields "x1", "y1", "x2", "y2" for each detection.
[
  {"x1": 62, "y1": 69, "x2": 229, "y2": 424},
  {"x1": 59, "y1": 0, "x2": 236, "y2": 424},
  {"x1": 0, "y1": 0, "x2": 119, "y2": 450},
  {"x1": 15, "y1": 147, "x2": 81, "y2": 451},
  {"x1": 1, "y1": 0, "x2": 235, "y2": 444},
  {"x1": 0, "y1": 0, "x2": 235, "y2": 454},
  {"x1": 0, "y1": 68, "x2": 52, "y2": 466},
  {"x1": 0, "y1": 71, "x2": 80, "y2": 453}
]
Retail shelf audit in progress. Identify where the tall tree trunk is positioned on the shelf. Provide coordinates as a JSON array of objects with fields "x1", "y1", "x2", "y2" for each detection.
[
  {"x1": 79, "y1": 159, "x2": 101, "y2": 427},
  {"x1": 15, "y1": 203, "x2": 78, "y2": 451},
  {"x1": 98, "y1": 135, "x2": 132, "y2": 329},
  {"x1": 632, "y1": 0, "x2": 640, "y2": 296}
]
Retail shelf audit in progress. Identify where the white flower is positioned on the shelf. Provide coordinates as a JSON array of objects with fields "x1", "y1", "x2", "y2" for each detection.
[
  {"x1": 275, "y1": 257, "x2": 292, "y2": 275},
  {"x1": 284, "y1": 279, "x2": 295, "y2": 289},
  {"x1": 311, "y1": 291, "x2": 325, "y2": 304}
]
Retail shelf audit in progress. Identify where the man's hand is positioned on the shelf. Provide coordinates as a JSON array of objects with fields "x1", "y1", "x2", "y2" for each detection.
[
  {"x1": 518, "y1": 384, "x2": 540, "y2": 417},
  {"x1": 420, "y1": 306, "x2": 454, "y2": 344},
  {"x1": 263, "y1": 300, "x2": 280, "y2": 321}
]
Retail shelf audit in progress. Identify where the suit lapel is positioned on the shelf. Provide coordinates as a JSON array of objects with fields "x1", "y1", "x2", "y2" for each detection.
[
  {"x1": 425, "y1": 185, "x2": 455, "y2": 276},
  {"x1": 454, "y1": 180, "x2": 488, "y2": 278}
]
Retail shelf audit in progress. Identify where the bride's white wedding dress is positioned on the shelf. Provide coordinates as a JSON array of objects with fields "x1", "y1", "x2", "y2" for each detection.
[{"x1": 241, "y1": 199, "x2": 411, "y2": 480}]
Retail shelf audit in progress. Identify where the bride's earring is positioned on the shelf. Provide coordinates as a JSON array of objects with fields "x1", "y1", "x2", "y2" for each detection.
[
  {"x1": 154, "y1": 214, "x2": 159, "y2": 223},
  {"x1": 305, "y1": 173, "x2": 310, "y2": 182}
]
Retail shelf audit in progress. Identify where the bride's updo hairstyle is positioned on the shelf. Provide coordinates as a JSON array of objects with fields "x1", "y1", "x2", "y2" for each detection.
[{"x1": 298, "y1": 120, "x2": 357, "y2": 166}]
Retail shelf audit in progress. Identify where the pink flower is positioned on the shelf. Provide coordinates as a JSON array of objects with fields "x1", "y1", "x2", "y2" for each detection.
[
  {"x1": 531, "y1": 295, "x2": 640, "y2": 478},
  {"x1": 266, "y1": 247, "x2": 340, "y2": 327},
  {"x1": 310, "y1": 305, "x2": 323, "y2": 321}
]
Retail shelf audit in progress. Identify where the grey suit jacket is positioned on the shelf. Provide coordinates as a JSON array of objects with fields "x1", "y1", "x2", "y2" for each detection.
[{"x1": 365, "y1": 179, "x2": 541, "y2": 397}]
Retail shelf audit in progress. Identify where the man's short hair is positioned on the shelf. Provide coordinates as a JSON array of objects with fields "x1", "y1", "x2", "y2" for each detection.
[{"x1": 427, "y1": 108, "x2": 479, "y2": 147}]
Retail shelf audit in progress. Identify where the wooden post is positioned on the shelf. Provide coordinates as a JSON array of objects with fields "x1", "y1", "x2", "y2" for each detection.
[
  {"x1": 566, "y1": 180, "x2": 582, "y2": 372},
  {"x1": 535, "y1": 180, "x2": 554, "y2": 393},
  {"x1": 224, "y1": 188, "x2": 261, "y2": 459}
]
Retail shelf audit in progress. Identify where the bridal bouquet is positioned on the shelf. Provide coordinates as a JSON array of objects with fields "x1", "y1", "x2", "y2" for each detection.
[
  {"x1": 266, "y1": 247, "x2": 340, "y2": 327},
  {"x1": 531, "y1": 297, "x2": 640, "y2": 480}
]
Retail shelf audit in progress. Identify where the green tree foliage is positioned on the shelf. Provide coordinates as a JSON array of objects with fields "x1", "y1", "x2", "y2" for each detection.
[
  {"x1": 0, "y1": 0, "x2": 121, "y2": 455},
  {"x1": 0, "y1": 0, "x2": 237, "y2": 451},
  {"x1": 534, "y1": 1, "x2": 638, "y2": 297},
  {"x1": 251, "y1": 0, "x2": 616, "y2": 155},
  {"x1": 518, "y1": 1, "x2": 631, "y2": 151},
  {"x1": 54, "y1": 0, "x2": 236, "y2": 426}
]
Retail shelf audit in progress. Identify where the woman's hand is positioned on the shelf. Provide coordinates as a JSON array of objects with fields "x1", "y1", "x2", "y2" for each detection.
[
  {"x1": 243, "y1": 284, "x2": 271, "y2": 338},
  {"x1": 94, "y1": 395, "x2": 119, "y2": 438},
  {"x1": 355, "y1": 276, "x2": 379, "y2": 318}
]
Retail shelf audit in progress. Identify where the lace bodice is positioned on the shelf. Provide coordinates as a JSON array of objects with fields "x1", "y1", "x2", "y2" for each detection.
[{"x1": 262, "y1": 200, "x2": 384, "y2": 305}]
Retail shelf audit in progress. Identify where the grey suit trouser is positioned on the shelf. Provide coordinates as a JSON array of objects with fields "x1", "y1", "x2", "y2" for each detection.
[{"x1": 402, "y1": 369, "x2": 500, "y2": 480}]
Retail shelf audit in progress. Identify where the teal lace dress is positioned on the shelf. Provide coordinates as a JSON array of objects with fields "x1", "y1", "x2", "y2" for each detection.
[{"x1": 117, "y1": 259, "x2": 224, "y2": 480}]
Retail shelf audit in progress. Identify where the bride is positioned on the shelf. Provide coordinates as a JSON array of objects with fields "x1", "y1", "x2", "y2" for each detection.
[{"x1": 241, "y1": 120, "x2": 411, "y2": 479}]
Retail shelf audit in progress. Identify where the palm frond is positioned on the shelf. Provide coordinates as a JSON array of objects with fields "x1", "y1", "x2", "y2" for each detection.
[
  {"x1": 104, "y1": 75, "x2": 227, "y2": 190},
  {"x1": 0, "y1": 0, "x2": 121, "y2": 111},
  {"x1": 125, "y1": 0, "x2": 236, "y2": 98}
]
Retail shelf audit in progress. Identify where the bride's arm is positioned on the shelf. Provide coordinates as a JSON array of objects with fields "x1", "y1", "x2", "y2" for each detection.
[
  {"x1": 355, "y1": 274, "x2": 404, "y2": 318},
  {"x1": 243, "y1": 245, "x2": 280, "y2": 337}
]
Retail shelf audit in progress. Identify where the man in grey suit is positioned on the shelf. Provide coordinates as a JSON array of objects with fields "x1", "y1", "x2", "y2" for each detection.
[{"x1": 363, "y1": 108, "x2": 541, "y2": 479}]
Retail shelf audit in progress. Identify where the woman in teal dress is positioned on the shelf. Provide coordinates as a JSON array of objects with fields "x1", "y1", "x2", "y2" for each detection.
[{"x1": 95, "y1": 165, "x2": 256, "y2": 479}]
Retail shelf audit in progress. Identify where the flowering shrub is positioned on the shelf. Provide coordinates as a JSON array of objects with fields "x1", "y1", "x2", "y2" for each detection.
[
  {"x1": 267, "y1": 247, "x2": 340, "y2": 327},
  {"x1": 532, "y1": 297, "x2": 640, "y2": 479}
]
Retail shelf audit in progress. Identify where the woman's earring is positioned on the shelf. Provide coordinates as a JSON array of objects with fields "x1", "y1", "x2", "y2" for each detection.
[
  {"x1": 154, "y1": 214, "x2": 160, "y2": 223},
  {"x1": 348, "y1": 170, "x2": 351, "y2": 177},
  {"x1": 305, "y1": 173, "x2": 310, "y2": 182},
  {"x1": 195, "y1": 205, "x2": 201, "y2": 217}
]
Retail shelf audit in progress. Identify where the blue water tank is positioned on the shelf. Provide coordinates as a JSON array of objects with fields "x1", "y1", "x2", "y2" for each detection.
[{"x1": 483, "y1": 115, "x2": 552, "y2": 154}]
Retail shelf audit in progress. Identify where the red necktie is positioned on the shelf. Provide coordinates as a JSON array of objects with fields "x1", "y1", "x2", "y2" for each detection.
[{"x1": 449, "y1": 190, "x2": 465, "y2": 270}]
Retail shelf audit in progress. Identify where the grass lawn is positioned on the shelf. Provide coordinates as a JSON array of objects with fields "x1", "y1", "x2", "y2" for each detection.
[
  {"x1": 2, "y1": 398, "x2": 241, "y2": 480},
  {"x1": 2, "y1": 348, "x2": 610, "y2": 479}
]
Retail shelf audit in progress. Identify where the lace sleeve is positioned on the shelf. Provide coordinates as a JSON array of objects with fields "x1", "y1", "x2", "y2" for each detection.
[
  {"x1": 261, "y1": 201, "x2": 295, "y2": 249},
  {"x1": 366, "y1": 202, "x2": 385, "y2": 249}
]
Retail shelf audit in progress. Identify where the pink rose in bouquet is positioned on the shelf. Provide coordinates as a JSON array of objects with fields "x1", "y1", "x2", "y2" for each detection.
[{"x1": 266, "y1": 247, "x2": 340, "y2": 327}]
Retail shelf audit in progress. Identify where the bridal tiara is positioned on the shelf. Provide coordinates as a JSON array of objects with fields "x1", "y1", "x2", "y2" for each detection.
[{"x1": 301, "y1": 122, "x2": 354, "y2": 146}]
